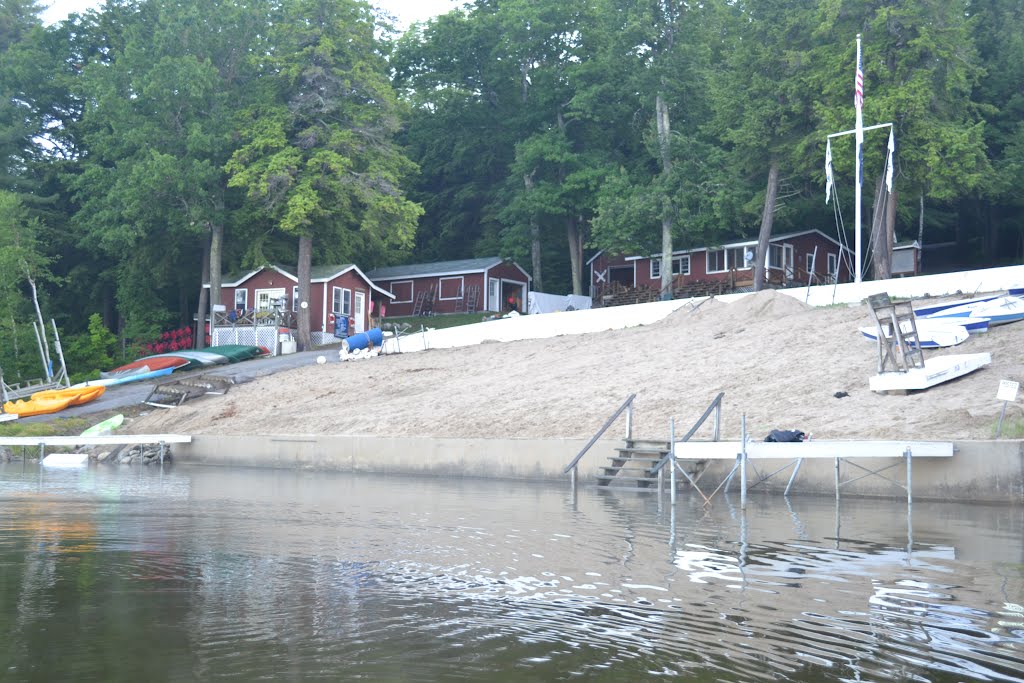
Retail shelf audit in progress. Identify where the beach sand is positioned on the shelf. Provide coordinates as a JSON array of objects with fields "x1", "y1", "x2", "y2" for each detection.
[{"x1": 129, "y1": 290, "x2": 1024, "y2": 442}]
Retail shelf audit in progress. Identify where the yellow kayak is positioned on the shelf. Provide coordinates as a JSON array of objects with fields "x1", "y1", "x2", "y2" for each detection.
[
  {"x1": 3, "y1": 395, "x2": 77, "y2": 417},
  {"x1": 31, "y1": 385, "x2": 106, "y2": 406}
]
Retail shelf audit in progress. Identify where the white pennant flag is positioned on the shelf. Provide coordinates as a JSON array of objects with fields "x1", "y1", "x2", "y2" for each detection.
[
  {"x1": 825, "y1": 139, "x2": 835, "y2": 204},
  {"x1": 885, "y1": 128, "x2": 895, "y2": 193}
]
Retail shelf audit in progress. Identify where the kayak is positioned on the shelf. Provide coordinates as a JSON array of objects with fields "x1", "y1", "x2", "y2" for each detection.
[
  {"x1": 2, "y1": 395, "x2": 76, "y2": 417},
  {"x1": 103, "y1": 355, "x2": 192, "y2": 376},
  {"x1": 73, "y1": 366, "x2": 177, "y2": 388},
  {"x1": 81, "y1": 413, "x2": 125, "y2": 437},
  {"x1": 31, "y1": 385, "x2": 106, "y2": 406}
]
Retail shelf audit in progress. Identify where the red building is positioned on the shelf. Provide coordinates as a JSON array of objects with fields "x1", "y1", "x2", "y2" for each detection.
[
  {"x1": 207, "y1": 264, "x2": 394, "y2": 343},
  {"x1": 588, "y1": 229, "x2": 853, "y2": 300},
  {"x1": 366, "y1": 257, "x2": 532, "y2": 317}
]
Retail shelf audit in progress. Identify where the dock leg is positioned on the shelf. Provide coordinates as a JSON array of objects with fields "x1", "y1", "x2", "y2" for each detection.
[
  {"x1": 905, "y1": 447, "x2": 912, "y2": 512},
  {"x1": 159, "y1": 441, "x2": 166, "y2": 465},
  {"x1": 740, "y1": 415, "x2": 748, "y2": 511},
  {"x1": 570, "y1": 465, "x2": 576, "y2": 492},
  {"x1": 670, "y1": 418, "x2": 677, "y2": 506},
  {"x1": 784, "y1": 458, "x2": 803, "y2": 497},
  {"x1": 834, "y1": 457, "x2": 840, "y2": 502}
]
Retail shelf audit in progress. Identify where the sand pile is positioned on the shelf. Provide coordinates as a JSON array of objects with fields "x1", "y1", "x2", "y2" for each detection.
[{"x1": 130, "y1": 290, "x2": 1024, "y2": 441}]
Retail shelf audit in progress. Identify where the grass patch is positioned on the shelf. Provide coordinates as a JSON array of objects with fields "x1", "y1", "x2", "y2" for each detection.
[
  {"x1": 382, "y1": 311, "x2": 500, "y2": 331},
  {"x1": 994, "y1": 417, "x2": 1024, "y2": 439},
  {"x1": 0, "y1": 416, "x2": 89, "y2": 438}
]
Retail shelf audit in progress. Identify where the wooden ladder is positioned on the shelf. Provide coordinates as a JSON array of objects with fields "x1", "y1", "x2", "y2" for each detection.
[{"x1": 413, "y1": 286, "x2": 435, "y2": 316}]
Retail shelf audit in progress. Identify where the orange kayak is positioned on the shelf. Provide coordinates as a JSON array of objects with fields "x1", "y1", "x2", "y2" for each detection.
[
  {"x1": 3, "y1": 395, "x2": 76, "y2": 417},
  {"x1": 31, "y1": 385, "x2": 106, "y2": 406}
]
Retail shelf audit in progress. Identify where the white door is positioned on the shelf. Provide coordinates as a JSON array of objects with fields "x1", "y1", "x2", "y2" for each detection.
[
  {"x1": 783, "y1": 245, "x2": 795, "y2": 281},
  {"x1": 255, "y1": 288, "x2": 285, "y2": 311},
  {"x1": 488, "y1": 277, "x2": 500, "y2": 312},
  {"x1": 354, "y1": 291, "x2": 366, "y2": 333}
]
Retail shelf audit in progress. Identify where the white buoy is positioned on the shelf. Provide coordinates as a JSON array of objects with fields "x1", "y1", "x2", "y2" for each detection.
[{"x1": 316, "y1": 355, "x2": 326, "y2": 365}]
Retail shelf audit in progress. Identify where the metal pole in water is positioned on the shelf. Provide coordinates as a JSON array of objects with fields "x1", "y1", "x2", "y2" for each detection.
[
  {"x1": 905, "y1": 447, "x2": 913, "y2": 512},
  {"x1": 834, "y1": 457, "x2": 840, "y2": 502},
  {"x1": 625, "y1": 403, "x2": 633, "y2": 442},
  {"x1": 740, "y1": 414, "x2": 748, "y2": 510},
  {"x1": 670, "y1": 417, "x2": 677, "y2": 506}
]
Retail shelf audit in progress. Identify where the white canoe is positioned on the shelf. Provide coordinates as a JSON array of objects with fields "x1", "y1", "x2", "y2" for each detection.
[{"x1": 860, "y1": 319, "x2": 970, "y2": 348}]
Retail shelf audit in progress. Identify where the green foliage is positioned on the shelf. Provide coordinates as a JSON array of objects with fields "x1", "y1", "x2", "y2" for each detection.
[{"x1": 61, "y1": 313, "x2": 117, "y2": 380}]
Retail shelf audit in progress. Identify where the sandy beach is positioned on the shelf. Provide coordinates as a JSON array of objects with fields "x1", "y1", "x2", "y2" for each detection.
[{"x1": 128, "y1": 290, "x2": 1023, "y2": 442}]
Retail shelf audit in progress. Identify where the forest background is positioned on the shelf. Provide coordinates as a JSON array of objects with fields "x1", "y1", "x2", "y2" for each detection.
[{"x1": 1, "y1": 0, "x2": 1021, "y2": 382}]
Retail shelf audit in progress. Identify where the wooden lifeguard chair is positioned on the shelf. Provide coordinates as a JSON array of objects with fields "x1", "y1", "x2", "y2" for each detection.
[{"x1": 867, "y1": 293, "x2": 924, "y2": 373}]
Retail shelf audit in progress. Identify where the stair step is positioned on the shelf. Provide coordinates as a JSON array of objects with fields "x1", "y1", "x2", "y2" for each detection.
[
  {"x1": 616, "y1": 448, "x2": 667, "y2": 456},
  {"x1": 596, "y1": 475, "x2": 659, "y2": 487}
]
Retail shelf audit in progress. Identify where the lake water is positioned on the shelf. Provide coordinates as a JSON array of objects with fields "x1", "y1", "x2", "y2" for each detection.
[{"x1": 1, "y1": 462, "x2": 1021, "y2": 682}]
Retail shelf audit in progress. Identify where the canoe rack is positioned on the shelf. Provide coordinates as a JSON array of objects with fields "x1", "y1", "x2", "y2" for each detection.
[{"x1": 143, "y1": 374, "x2": 233, "y2": 408}]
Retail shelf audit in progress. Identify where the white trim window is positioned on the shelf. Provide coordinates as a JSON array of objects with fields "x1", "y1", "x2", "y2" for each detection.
[
  {"x1": 805, "y1": 252, "x2": 816, "y2": 273},
  {"x1": 390, "y1": 280, "x2": 413, "y2": 304},
  {"x1": 768, "y1": 244, "x2": 783, "y2": 270},
  {"x1": 650, "y1": 255, "x2": 691, "y2": 279},
  {"x1": 827, "y1": 253, "x2": 838, "y2": 281},
  {"x1": 234, "y1": 289, "x2": 248, "y2": 311},
  {"x1": 292, "y1": 286, "x2": 298, "y2": 312},
  {"x1": 707, "y1": 250, "x2": 726, "y2": 274},
  {"x1": 728, "y1": 247, "x2": 752, "y2": 271},
  {"x1": 439, "y1": 275, "x2": 464, "y2": 301},
  {"x1": 332, "y1": 286, "x2": 353, "y2": 315}
]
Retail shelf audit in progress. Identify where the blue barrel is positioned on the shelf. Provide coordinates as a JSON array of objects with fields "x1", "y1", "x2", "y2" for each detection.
[{"x1": 342, "y1": 327, "x2": 383, "y2": 352}]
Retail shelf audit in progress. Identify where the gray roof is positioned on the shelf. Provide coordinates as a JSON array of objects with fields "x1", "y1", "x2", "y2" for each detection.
[{"x1": 365, "y1": 257, "x2": 505, "y2": 281}]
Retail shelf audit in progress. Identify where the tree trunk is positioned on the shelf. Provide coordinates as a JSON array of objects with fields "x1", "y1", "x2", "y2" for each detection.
[
  {"x1": 523, "y1": 171, "x2": 542, "y2": 293},
  {"x1": 753, "y1": 160, "x2": 780, "y2": 292},
  {"x1": 869, "y1": 172, "x2": 891, "y2": 280},
  {"x1": 208, "y1": 218, "x2": 224, "y2": 326},
  {"x1": 557, "y1": 111, "x2": 583, "y2": 296},
  {"x1": 296, "y1": 234, "x2": 313, "y2": 352},
  {"x1": 655, "y1": 93, "x2": 674, "y2": 300},
  {"x1": 567, "y1": 215, "x2": 583, "y2": 296},
  {"x1": 195, "y1": 233, "x2": 211, "y2": 349}
]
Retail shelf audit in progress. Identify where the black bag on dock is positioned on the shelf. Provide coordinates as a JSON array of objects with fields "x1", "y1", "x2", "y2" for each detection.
[{"x1": 764, "y1": 429, "x2": 805, "y2": 443}]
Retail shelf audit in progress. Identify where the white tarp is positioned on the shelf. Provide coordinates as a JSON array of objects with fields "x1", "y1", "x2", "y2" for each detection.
[{"x1": 527, "y1": 292, "x2": 592, "y2": 315}]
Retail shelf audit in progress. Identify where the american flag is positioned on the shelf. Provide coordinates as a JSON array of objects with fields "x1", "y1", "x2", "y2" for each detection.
[{"x1": 855, "y1": 50, "x2": 864, "y2": 110}]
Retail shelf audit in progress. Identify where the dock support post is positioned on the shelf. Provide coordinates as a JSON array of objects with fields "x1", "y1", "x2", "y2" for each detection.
[
  {"x1": 670, "y1": 418, "x2": 677, "y2": 506},
  {"x1": 905, "y1": 446, "x2": 912, "y2": 511},
  {"x1": 159, "y1": 441, "x2": 166, "y2": 465},
  {"x1": 740, "y1": 415, "x2": 748, "y2": 511},
  {"x1": 570, "y1": 465, "x2": 577, "y2": 492},
  {"x1": 625, "y1": 403, "x2": 633, "y2": 442},
  {"x1": 834, "y1": 457, "x2": 840, "y2": 502},
  {"x1": 38, "y1": 442, "x2": 44, "y2": 461},
  {"x1": 784, "y1": 458, "x2": 803, "y2": 497}
]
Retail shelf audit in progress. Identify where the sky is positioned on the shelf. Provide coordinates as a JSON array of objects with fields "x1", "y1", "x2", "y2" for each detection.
[{"x1": 40, "y1": 0, "x2": 462, "y2": 29}]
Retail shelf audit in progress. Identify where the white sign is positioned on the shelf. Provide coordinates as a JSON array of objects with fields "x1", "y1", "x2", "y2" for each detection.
[{"x1": 997, "y1": 379, "x2": 1020, "y2": 402}]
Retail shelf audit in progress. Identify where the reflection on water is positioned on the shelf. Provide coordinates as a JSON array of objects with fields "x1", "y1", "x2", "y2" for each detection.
[{"x1": 0, "y1": 463, "x2": 1022, "y2": 682}]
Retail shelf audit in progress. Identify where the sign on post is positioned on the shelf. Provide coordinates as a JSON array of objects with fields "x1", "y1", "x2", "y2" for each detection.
[{"x1": 996, "y1": 379, "x2": 1020, "y2": 438}]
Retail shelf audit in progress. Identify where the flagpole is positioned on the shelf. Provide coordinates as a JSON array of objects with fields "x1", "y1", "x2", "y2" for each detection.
[{"x1": 854, "y1": 34, "x2": 864, "y2": 284}]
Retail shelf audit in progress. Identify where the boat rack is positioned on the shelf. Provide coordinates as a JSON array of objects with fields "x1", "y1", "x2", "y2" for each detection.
[{"x1": 143, "y1": 374, "x2": 234, "y2": 409}]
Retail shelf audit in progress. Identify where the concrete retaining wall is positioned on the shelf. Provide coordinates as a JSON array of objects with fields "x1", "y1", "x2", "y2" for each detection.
[{"x1": 175, "y1": 435, "x2": 1024, "y2": 504}]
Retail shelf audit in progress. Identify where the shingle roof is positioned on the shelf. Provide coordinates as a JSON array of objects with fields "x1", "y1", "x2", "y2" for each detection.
[{"x1": 365, "y1": 257, "x2": 505, "y2": 281}]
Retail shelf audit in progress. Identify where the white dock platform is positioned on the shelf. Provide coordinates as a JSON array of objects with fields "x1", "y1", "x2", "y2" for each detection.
[
  {"x1": 0, "y1": 434, "x2": 191, "y2": 463},
  {"x1": 0, "y1": 434, "x2": 191, "y2": 447},
  {"x1": 868, "y1": 353, "x2": 991, "y2": 392},
  {"x1": 666, "y1": 438, "x2": 954, "y2": 507},
  {"x1": 674, "y1": 440, "x2": 954, "y2": 460}
]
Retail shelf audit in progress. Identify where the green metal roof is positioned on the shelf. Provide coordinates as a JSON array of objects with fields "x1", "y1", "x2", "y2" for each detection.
[{"x1": 365, "y1": 257, "x2": 505, "y2": 281}]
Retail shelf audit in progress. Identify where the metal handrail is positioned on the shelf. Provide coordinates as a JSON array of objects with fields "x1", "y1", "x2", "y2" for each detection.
[
  {"x1": 651, "y1": 391, "x2": 724, "y2": 474},
  {"x1": 563, "y1": 393, "x2": 636, "y2": 475}
]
